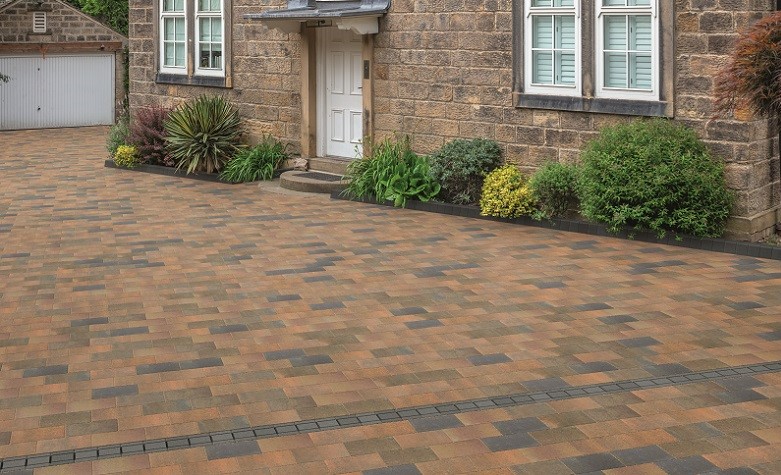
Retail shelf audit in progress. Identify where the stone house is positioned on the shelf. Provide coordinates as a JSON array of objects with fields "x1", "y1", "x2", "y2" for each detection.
[
  {"x1": 128, "y1": 0, "x2": 779, "y2": 241},
  {"x1": 0, "y1": 0, "x2": 127, "y2": 130}
]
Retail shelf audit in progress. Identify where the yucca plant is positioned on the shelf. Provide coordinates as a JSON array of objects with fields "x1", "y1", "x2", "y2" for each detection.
[
  {"x1": 165, "y1": 95, "x2": 242, "y2": 174},
  {"x1": 714, "y1": 12, "x2": 781, "y2": 124},
  {"x1": 220, "y1": 135, "x2": 289, "y2": 183}
]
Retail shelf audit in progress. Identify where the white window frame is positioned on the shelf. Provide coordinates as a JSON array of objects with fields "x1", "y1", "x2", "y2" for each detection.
[
  {"x1": 595, "y1": 0, "x2": 658, "y2": 101},
  {"x1": 160, "y1": 0, "x2": 187, "y2": 75},
  {"x1": 195, "y1": 0, "x2": 225, "y2": 77},
  {"x1": 524, "y1": 0, "x2": 581, "y2": 97}
]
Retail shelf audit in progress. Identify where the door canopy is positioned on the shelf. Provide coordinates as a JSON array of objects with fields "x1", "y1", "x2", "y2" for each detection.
[{"x1": 245, "y1": 0, "x2": 389, "y2": 35}]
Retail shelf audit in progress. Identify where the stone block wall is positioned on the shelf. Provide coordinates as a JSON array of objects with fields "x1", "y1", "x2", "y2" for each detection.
[
  {"x1": 128, "y1": 0, "x2": 302, "y2": 147},
  {"x1": 0, "y1": 0, "x2": 125, "y2": 43}
]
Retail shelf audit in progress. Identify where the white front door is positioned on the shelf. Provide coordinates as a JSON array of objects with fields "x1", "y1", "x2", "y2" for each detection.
[{"x1": 318, "y1": 28, "x2": 363, "y2": 158}]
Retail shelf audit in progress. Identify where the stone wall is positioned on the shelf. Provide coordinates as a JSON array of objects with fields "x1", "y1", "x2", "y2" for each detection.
[
  {"x1": 0, "y1": 0, "x2": 125, "y2": 43},
  {"x1": 127, "y1": 0, "x2": 780, "y2": 240},
  {"x1": 128, "y1": 0, "x2": 301, "y2": 146}
]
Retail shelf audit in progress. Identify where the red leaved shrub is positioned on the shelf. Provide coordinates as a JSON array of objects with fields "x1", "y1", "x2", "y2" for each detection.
[
  {"x1": 127, "y1": 106, "x2": 173, "y2": 166},
  {"x1": 714, "y1": 12, "x2": 781, "y2": 124}
]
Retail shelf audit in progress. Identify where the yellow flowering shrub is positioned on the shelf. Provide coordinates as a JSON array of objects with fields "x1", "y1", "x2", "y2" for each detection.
[
  {"x1": 113, "y1": 144, "x2": 139, "y2": 169},
  {"x1": 479, "y1": 165, "x2": 537, "y2": 218}
]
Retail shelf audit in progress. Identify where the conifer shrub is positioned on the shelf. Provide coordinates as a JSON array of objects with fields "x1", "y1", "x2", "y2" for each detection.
[{"x1": 579, "y1": 119, "x2": 733, "y2": 238}]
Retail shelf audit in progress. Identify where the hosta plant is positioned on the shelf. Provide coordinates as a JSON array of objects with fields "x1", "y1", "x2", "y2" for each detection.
[
  {"x1": 344, "y1": 136, "x2": 440, "y2": 208},
  {"x1": 165, "y1": 95, "x2": 242, "y2": 174},
  {"x1": 220, "y1": 135, "x2": 289, "y2": 183},
  {"x1": 479, "y1": 165, "x2": 536, "y2": 218}
]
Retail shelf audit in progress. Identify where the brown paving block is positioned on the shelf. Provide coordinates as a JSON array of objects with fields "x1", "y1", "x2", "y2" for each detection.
[
  {"x1": 603, "y1": 463, "x2": 668, "y2": 474},
  {"x1": 90, "y1": 453, "x2": 151, "y2": 474},
  {"x1": 429, "y1": 439, "x2": 490, "y2": 459}
]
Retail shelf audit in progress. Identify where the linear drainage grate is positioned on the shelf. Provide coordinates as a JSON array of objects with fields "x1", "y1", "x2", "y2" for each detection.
[
  {"x1": 296, "y1": 172, "x2": 345, "y2": 182},
  {"x1": 2, "y1": 360, "x2": 780, "y2": 471}
]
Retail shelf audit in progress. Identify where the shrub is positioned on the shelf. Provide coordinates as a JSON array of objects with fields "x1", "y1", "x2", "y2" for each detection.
[
  {"x1": 220, "y1": 135, "x2": 289, "y2": 183},
  {"x1": 579, "y1": 119, "x2": 734, "y2": 238},
  {"x1": 529, "y1": 162, "x2": 580, "y2": 218},
  {"x1": 113, "y1": 144, "x2": 139, "y2": 169},
  {"x1": 106, "y1": 110, "x2": 129, "y2": 158},
  {"x1": 714, "y1": 12, "x2": 781, "y2": 124},
  {"x1": 127, "y1": 106, "x2": 172, "y2": 166},
  {"x1": 165, "y1": 95, "x2": 242, "y2": 174},
  {"x1": 479, "y1": 165, "x2": 536, "y2": 218},
  {"x1": 428, "y1": 138, "x2": 503, "y2": 205},
  {"x1": 344, "y1": 136, "x2": 441, "y2": 208}
]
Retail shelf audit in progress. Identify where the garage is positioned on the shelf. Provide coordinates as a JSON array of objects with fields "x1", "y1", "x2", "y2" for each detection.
[
  {"x1": 0, "y1": 54, "x2": 115, "y2": 130},
  {"x1": 0, "y1": 0, "x2": 126, "y2": 131}
]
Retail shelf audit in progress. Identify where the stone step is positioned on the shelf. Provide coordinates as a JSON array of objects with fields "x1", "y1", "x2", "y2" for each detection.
[
  {"x1": 307, "y1": 157, "x2": 352, "y2": 176},
  {"x1": 279, "y1": 170, "x2": 349, "y2": 194}
]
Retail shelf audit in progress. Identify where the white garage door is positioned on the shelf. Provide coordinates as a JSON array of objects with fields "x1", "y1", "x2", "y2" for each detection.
[{"x1": 0, "y1": 54, "x2": 115, "y2": 130}]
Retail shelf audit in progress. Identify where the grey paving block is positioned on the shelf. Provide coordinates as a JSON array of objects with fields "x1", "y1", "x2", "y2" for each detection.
[
  {"x1": 180, "y1": 357, "x2": 223, "y2": 370},
  {"x1": 290, "y1": 354, "x2": 334, "y2": 367},
  {"x1": 363, "y1": 464, "x2": 422, "y2": 475},
  {"x1": 263, "y1": 348, "x2": 306, "y2": 360},
  {"x1": 657, "y1": 455, "x2": 718, "y2": 474},
  {"x1": 572, "y1": 361, "x2": 618, "y2": 374},
  {"x1": 562, "y1": 453, "x2": 624, "y2": 473},
  {"x1": 467, "y1": 353, "x2": 512, "y2": 366},
  {"x1": 391, "y1": 307, "x2": 428, "y2": 316},
  {"x1": 92, "y1": 384, "x2": 138, "y2": 399},
  {"x1": 209, "y1": 324, "x2": 249, "y2": 334},
  {"x1": 483, "y1": 432, "x2": 538, "y2": 452},
  {"x1": 205, "y1": 440, "x2": 261, "y2": 460},
  {"x1": 598, "y1": 314, "x2": 638, "y2": 324},
  {"x1": 494, "y1": 417, "x2": 547, "y2": 435},
  {"x1": 618, "y1": 336, "x2": 660, "y2": 347},
  {"x1": 612, "y1": 445, "x2": 670, "y2": 465},
  {"x1": 71, "y1": 317, "x2": 109, "y2": 327},
  {"x1": 405, "y1": 319, "x2": 443, "y2": 329},
  {"x1": 409, "y1": 414, "x2": 464, "y2": 432},
  {"x1": 23, "y1": 365, "x2": 68, "y2": 378}
]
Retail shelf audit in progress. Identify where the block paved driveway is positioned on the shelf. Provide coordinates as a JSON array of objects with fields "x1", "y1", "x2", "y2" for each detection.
[{"x1": 0, "y1": 127, "x2": 780, "y2": 474}]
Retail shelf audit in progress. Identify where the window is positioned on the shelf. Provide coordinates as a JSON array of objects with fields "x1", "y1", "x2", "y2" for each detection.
[
  {"x1": 158, "y1": 0, "x2": 229, "y2": 83},
  {"x1": 196, "y1": 0, "x2": 224, "y2": 75},
  {"x1": 518, "y1": 0, "x2": 667, "y2": 113},
  {"x1": 596, "y1": 0, "x2": 656, "y2": 100},
  {"x1": 160, "y1": 0, "x2": 186, "y2": 73},
  {"x1": 524, "y1": 0, "x2": 580, "y2": 96}
]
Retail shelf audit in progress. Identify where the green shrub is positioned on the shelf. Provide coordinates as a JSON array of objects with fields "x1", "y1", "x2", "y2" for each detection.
[
  {"x1": 220, "y1": 135, "x2": 289, "y2": 183},
  {"x1": 165, "y1": 95, "x2": 242, "y2": 174},
  {"x1": 428, "y1": 138, "x2": 503, "y2": 205},
  {"x1": 106, "y1": 111, "x2": 130, "y2": 158},
  {"x1": 529, "y1": 162, "x2": 580, "y2": 218},
  {"x1": 479, "y1": 165, "x2": 536, "y2": 218},
  {"x1": 113, "y1": 144, "x2": 139, "y2": 169},
  {"x1": 579, "y1": 119, "x2": 734, "y2": 238},
  {"x1": 344, "y1": 136, "x2": 441, "y2": 208}
]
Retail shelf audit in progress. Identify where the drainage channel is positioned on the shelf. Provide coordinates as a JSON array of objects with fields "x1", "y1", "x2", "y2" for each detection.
[{"x1": 2, "y1": 360, "x2": 781, "y2": 472}]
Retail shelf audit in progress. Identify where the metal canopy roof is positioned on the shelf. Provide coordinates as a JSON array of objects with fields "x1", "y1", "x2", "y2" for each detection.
[{"x1": 244, "y1": 0, "x2": 389, "y2": 35}]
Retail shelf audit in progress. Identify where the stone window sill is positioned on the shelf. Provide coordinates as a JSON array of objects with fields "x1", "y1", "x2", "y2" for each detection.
[
  {"x1": 515, "y1": 93, "x2": 672, "y2": 118},
  {"x1": 156, "y1": 73, "x2": 229, "y2": 89}
]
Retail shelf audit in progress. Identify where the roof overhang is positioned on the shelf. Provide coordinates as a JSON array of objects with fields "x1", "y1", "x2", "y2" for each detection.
[{"x1": 244, "y1": 0, "x2": 389, "y2": 35}]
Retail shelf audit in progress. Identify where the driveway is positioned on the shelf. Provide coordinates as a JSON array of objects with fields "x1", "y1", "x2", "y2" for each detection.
[{"x1": 0, "y1": 127, "x2": 780, "y2": 474}]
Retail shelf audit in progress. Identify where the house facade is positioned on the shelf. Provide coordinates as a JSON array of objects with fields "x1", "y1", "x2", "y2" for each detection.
[
  {"x1": 0, "y1": 0, "x2": 127, "y2": 130},
  {"x1": 128, "y1": 0, "x2": 779, "y2": 241}
]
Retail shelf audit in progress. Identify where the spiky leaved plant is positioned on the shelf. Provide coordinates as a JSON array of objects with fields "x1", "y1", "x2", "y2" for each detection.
[{"x1": 165, "y1": 95, "x2": 243, "y2": 174}]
